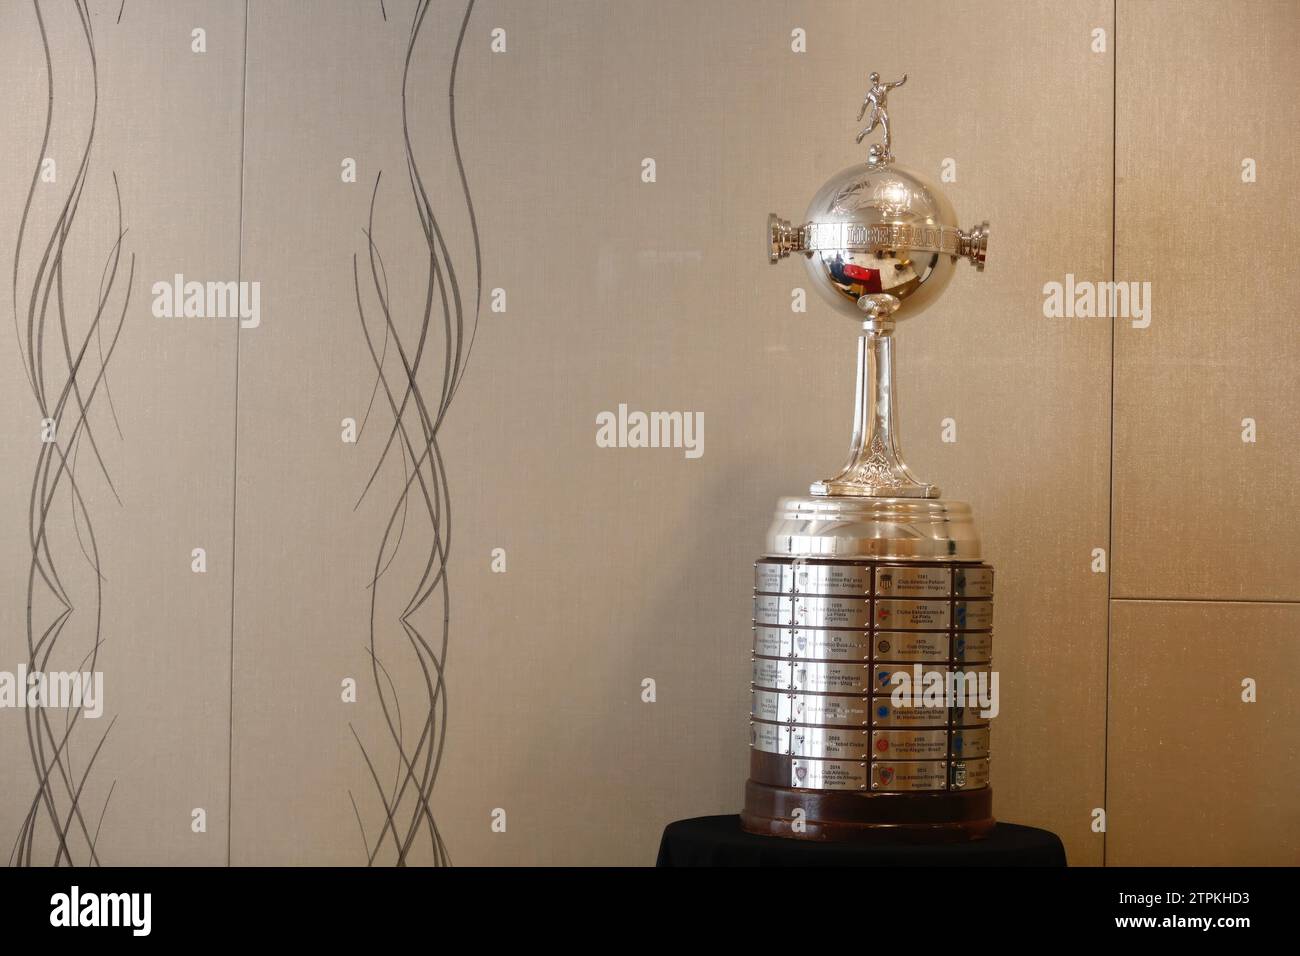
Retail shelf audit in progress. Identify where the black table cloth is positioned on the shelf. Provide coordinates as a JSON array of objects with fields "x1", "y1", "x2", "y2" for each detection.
[{"x1": 657, "y1": 815, "x2": 1067, "y2": 867}]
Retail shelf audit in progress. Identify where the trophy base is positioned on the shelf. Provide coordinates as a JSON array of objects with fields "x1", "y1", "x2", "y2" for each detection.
[
  {"x1": 747, "y1": 495, "x2": 995, "y2": 845},
  {"x1": 741, "y1": 778, "x2": 995, "y2": 845}
]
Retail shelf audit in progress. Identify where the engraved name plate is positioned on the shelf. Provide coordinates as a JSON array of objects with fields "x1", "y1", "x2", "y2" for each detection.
[
  {"x1": 949, "y1": 758, "x2": 991, "y2": 791},
  {"x1": 870, "y1": 700, "x2": 950, "y2": 728},
  {"x1": 789, "y1": 694, "x2": 871, "y2": 727},
  {"x1": 874, "y1": 565, "x2": 951, "y2": 597},
  {"x1": 953, "y1": 631, "x2": 993, "y2": 663},
  {"x1": 752, "y1": 657, "x2": 789, "y2": 689},
  {"x1": 953, "y1": 566, "x2": 994, "y2": 598},
  {"x1": 871, "y1": 728, "x2": 949, "y2": 760},
  {"x1": 753, "y1": 625, "x2": 879, "y2": 662},
  {"x1": 750, "y1": 720, "x2": 787, "y2": 754},
  {"x1": 754, "y1": 590, "x2": 790, "y2": 629},
  {"x1": 793, "y1": 595, "x2": 872, "y2": 629},
  {"x1": 791, "y1": 660, "x2": 872, "y2": 695},
  {"x1": 791, "y1": 758, "x2": 868, "y2": 790},
  {"x1": 876, "y1": 599, "x2": 950, "y2": 630},
  {"x1": 752, "y1": 690, "x2": 873, "y2": 727},
  {"x1": 949, "y1": 664, "x2": 992, "y2": 703},
  {"x1": 753, "y1": 594, "x2": 793, "y2": 625},
  {"x1": 751, "y1": 689, "x2": 783, "y2": 723},
  {"x1": 871, "y1": 664, "x2": 949, "y2": 695},
  {"x1": 955, "y1": 600, "x2": 993, "y2": 630},
  {"x1": 874, "y1": 631, "x2": 949, "y2": 663},
  {"x1": 870, "y1": 760, "x2": 947, "y2": 792},
  {"x1": 952, "y1": 702, "x2": 992, "y2": 727},
  {"x1": 789, "y1": 725, "x2": 870, "y2": 760},
  {"x1": 754, "y1": 561, "x2": 790, "y2": 594},
  {"x1": 789, "y1": 628, "x2": 871, "y2": 661},
  {"x1": 753, "y1": 626, "x2": 789, "y2": 658},
  {"x1": 950, "y1": 727, "x2": 990, "y2": 759},
  {"x1": 792, "y1": 562, "x2": 871, "y2": 596}
]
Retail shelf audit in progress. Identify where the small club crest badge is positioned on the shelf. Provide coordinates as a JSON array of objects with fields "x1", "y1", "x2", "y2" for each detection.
[{"x1": 879, "y1": 767, "x2": 895, "y2": 785}]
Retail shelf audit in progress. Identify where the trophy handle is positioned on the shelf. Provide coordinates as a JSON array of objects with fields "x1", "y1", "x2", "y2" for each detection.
[{"x1": 960, "y1": 221, "x2": 989, "y2": 271}]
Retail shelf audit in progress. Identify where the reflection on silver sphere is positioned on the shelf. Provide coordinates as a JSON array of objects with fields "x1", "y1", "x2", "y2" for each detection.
[{"x1": 801, "y1": 162, "x2": 958, "y2": 323}]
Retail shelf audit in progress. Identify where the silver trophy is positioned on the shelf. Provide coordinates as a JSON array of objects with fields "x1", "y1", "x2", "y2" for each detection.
[{"x1": 746, "y1": 73, "x2": 995, "y2": 842}]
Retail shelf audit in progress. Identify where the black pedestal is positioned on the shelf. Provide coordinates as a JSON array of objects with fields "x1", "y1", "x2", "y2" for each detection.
[{"x1": 657, "y1": 815, "x2": 1066, "y2": 867}]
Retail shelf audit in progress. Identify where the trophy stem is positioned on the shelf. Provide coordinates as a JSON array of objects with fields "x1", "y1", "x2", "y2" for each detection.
[{"x1": 811, "y1": 323, "x2": 939, "y2": 498}]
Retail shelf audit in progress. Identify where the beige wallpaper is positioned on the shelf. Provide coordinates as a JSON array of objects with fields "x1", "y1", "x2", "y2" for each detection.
[{"x1": 0, "y1": 0, "x2": 1295, "y2": 867}]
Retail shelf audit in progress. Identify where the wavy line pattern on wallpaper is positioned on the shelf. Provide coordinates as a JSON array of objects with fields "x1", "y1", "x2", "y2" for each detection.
[
  {"x1": 9, "y1": 0, "x2": 133, "y2": 868},
  {"x1": 348, "y1": 0, "x2": 481, "y2": 868}
]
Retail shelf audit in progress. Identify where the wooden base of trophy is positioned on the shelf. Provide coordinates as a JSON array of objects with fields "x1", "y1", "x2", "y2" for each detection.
[{"x1": 742, "y1": 762, "x2": 995, "y2": 844}]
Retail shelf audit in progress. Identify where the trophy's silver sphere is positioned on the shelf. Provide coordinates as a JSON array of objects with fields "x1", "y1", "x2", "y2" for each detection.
[{"x1": 802, "y1": 161, "x2": 958, "y2": 323}]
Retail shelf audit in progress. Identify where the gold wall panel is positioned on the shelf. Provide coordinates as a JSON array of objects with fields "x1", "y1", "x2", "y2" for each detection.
[
  {"x1": 1108, "y1": 600, "x2": 1300, "y2": 865},
  {"x1": 1113, "y1": 0, "x2": 1300, "y2": 600}
]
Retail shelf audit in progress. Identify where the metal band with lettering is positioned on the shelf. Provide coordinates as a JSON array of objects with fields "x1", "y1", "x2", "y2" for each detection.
[
  {"x1": 949, "y1": 757, "x2": 990, "y2": 791},
  {"x1": 803, "y1": 221, "x2": 964, "y2": 257},
  {"x1": 871, "y1": 760, "x2": 947, "y2": 792},
  {"x1": 871, "y1": 728, "x2": 948, "y2": 760},
  {"x1": 791, "y1": 758, "x2": 868, "y2": 790},
  {"x1": 791, "y1": 660, "x2": 872, "y2": 695},
  {"x1": 953, "y1": 566, "x2": 994, "y2": 597},
  {"x1": 875, "y1": 566, "x2": 951, "y2": 597},
  {"x1": 876, "y1": 599, "x2": 950, "y2": 630},
  {"x1": 955, "y1": 600, "x2": 993, "y2": 630},
  {"x1": 874, "y1": 631, "x2": 949, "y2": 662},
  {"x1": 789, "y1": 725, "x2": 871, "y2": 760},
  {"x1": 951, "y1": 727, "x2": 990, "y2": 760}
]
